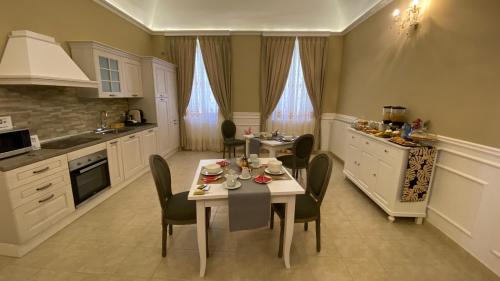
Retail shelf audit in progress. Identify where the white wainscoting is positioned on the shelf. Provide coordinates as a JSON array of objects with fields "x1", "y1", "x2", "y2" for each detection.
[
  {"x1": 232, "y1": 112, "x2": 337, "y2": 151},
  {"x1": 327, "y1": 114, "x2": 500, "y2": 277}
]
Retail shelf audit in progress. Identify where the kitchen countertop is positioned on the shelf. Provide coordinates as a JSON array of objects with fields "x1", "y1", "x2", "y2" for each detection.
[{"x1": 0, "y1": 124, "x2": 157, "y2": 172}]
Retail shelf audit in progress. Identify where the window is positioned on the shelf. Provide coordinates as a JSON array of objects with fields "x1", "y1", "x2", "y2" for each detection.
[
  {"x1": 269, "y1": 39, "x2": 314, "y2": 136},
  {"x1": 184, "y1": 39, "x2": 221, "y2": 151}
]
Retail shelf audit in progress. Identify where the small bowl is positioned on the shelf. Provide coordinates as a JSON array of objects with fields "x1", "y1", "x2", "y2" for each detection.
[{"x1": 203, "y1": 163, "x2": 221, "y2": 174}]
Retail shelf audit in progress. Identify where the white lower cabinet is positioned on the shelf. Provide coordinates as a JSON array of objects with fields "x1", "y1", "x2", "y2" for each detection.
[
  {"x1": 107, "y1": 139, "x2": 125, "y2": 186},
  {"x1": 141, "y1": 128, "x2": 158, "y2": 166},
  {"x1": 121, "y1": 133, "x2": 144, "y2": 179},
  {"x1": 13, "y1": 187, "x2": 74, "y2": 242},
  {"x1": 0, "y1": 155, "x2": 75, "y2": 244},
  {"x1": 343, "y1": 128, "x2": 430, "y2": 222}
]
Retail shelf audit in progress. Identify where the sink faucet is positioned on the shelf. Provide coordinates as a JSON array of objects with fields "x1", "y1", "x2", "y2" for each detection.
[{"x1": 100, "y1": 111, "x2": 108, "y2": 129}]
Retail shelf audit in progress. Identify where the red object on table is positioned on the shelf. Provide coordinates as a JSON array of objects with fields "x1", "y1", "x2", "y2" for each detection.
[
  {"x1": 254, "y1": 175, "x2": 272, "y2": 184},
  {"x1": 216, "y1": 160, "x2": 230, "y2": 167}
]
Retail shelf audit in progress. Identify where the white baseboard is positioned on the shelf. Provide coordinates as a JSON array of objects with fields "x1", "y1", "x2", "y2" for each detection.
[{"x1": 328, "y1": 113, "x2": 500, "y2": 277}]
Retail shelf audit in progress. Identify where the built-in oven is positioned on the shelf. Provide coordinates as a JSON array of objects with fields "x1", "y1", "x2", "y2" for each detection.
[
  {"x1": 0, "y1": 128, "x2": 32, "y2": 159},
  {"x1": 69, "y1": 150, "x2": 110, "y2": 206}
]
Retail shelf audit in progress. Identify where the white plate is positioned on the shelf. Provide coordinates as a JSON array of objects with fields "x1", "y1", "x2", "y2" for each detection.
[
  {"x1": 239, "y1": 174, "x2": 252, "y2": 180},
  {"x1": 201, "y1": 169, "x2": 224, "y2": 176},
  {"x1": 223, "y1": 181, "x2": 242, "y2": 190},
  {"x1": 264, "y1": 168, "x2": 285, "y2": 175}
]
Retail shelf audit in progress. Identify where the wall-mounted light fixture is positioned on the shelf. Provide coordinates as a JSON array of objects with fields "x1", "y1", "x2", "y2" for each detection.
[{"x1": 392, "y1": 0, "x2": 422, "y2": 35}]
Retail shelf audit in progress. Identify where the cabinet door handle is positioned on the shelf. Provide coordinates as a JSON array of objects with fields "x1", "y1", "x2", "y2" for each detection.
[
  {"x1": 109, "y1": 94, "x2": 116, "y2": 97},
  {"x1": 365, "y1": 141, "x2": 369, "y2": 145},
  {"x1": 384, "y1": 149, "x2": 389, "y2": 153},
  {"x1": 38, "y1": 194, "x2": 54, "y2": 204},
  {"x1": 148, "y1": 129, "x2": 154, "y2": 133},
  {"x1": 129, "y1": 135, "x2": 136, "y2": 139},
  {"x1": 110, "y1": 141, "x2": 118, "y2": 144},
  {"x1": 33, "y1": 167, "x2": 49, "y2": 174},
  {"x1": 372, "y1": 173, "x2": 377, "y2": 177},
  {"x1": 132, "y1": 94, "x2": 138, "y2": 97},
  {"x1": 351, "y1": 136, "x2": 355, "y2": 139},
  {"x1": 36, "y1": 183, "x2": 52, "y2": 191}
]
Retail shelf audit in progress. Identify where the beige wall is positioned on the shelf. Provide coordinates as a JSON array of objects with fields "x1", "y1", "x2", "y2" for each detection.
[
  {"x1": 323, "y1": 36, "x2": 343, "y2": 113},
  {"x1": 337, "y1": 0, "x2": 500, "y2": 148},
  {"x1": 0, "y1": 0, "x2": 152, "y2": 56},
  {"x1": 232, "y1": 35, "x2": 261, "y2": 112}
]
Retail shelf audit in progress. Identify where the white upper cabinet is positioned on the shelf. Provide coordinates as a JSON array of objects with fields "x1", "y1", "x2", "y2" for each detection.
[
  {"x1": 68, "y1": 41, "x2": 143, "y2": 98},
  {"x1": 122, "y1": 58, "x2": 143, "y2": 98}
]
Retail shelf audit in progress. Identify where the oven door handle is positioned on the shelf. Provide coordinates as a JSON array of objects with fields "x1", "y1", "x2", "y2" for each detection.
[{"x1": 79, "y1": 159, "x2": 108, "y2": 174}]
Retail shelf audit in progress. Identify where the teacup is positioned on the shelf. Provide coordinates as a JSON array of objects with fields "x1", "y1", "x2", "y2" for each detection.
[
  {"x1": 268, "y1": 160, "x2": 283, "y2": 173},
  {"x1": 225, "y1": 173, "x2": 238, "y2": 187},
  {"x1": 241, "y1": 167, "x2": 251, "y2": 178},
  {"x1": 249, "y1": 154, "x2": 258, "y2": 161}
]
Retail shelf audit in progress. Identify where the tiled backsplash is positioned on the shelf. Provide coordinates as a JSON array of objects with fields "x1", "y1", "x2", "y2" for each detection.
[{"x1": 0, "y1": 87, "x2": 129, "y2": 140}]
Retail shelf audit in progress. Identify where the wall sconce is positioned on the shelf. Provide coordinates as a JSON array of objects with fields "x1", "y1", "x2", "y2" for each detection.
[{"x1": 392, "y1": 0, "x2": 422, "y2": 34}]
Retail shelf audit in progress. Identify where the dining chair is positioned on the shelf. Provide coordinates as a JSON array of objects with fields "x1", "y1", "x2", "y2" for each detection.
[
  {"x1": 221, "y1": 120, "x2": 246, "y2": 158},
  {"x1": 270, "y1": 153, "x2": 333, "y2": 257},
  {"x1": 149, "y1": 154, "x2": 210, "y2": 257},
  {"x1": 277, "y1": 134, "x2": 315, "y2": 179}
]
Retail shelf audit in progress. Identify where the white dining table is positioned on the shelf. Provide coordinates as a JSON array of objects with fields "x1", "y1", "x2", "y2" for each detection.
[
  {"x1": 243, "y1": 134, "x2": 294, "y2": 157},
  {"x1": 188, "y1": 158, "x2": 305, "y2": 277}
]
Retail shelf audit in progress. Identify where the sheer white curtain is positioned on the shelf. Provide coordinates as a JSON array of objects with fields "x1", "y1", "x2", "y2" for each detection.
[
  {"x1": 268, "y1": 39, "x2": 315, "y2": 136},
  {"x1": 184, "y1": 39, "x2": 222, "y2": 151}
]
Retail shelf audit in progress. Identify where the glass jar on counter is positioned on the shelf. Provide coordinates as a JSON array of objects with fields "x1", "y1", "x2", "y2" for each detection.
[
  {"x1": 382, "y1": 106, "x2": 392, "y2": 124},
  {"x1": 390, "y1": 106, "x2": 407, "y2": 127}
]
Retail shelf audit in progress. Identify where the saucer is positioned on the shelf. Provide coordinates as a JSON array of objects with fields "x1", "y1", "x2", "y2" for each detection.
[
  {"x1": 264, "y1": 168, "x2": 285, "y2": 175},
  {"x1": 201, "y1": 169, "x2": 224, "y2": 176},
  {"x1": 239, "y1": 174, "x2": 252, "y2": 180},
  {"x1": 223, "y1": 181, "x2": 242, "y2": 190}
]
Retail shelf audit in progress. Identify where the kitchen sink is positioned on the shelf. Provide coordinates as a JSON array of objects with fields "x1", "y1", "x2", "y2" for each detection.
[{"x1": 94, "y1": 127, "x2": 136, "y2": 135}]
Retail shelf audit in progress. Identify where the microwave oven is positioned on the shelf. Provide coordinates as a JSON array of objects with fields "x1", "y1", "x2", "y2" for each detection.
[{"x1": 0, "y1": 128, "x2": 32, "y2": 159}]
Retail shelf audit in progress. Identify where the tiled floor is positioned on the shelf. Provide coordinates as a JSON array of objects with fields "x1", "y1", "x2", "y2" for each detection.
[{"x1": 0, "y1": 151, "x2": 498, "y2": 281}]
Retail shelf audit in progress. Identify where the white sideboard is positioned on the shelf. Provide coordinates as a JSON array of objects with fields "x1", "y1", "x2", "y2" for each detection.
[{"x1": 343, "y1": 128, "x2": 431, "y2": 224}]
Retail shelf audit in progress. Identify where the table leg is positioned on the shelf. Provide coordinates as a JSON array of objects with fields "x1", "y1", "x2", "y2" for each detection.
[
  {"x1": 245, "y1": 138, "x2": 250, "y2": 157},
  {"x1": 283, "y1": 196, "x2": 296, "y2": 268},
  {"x1": 196, "y1": 201, "x2": 207, "y2": 277},
  {"x1": 268, "y1": 147, "x2": 276, "y2": 158}
]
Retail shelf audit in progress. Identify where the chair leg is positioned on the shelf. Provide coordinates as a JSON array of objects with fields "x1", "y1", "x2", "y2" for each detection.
[
  {"x1": 233, "y1": 146, "x2": 236, "y2": 157},
  {"x1": 304, "y1": 222, "x2": 308, "y2": 231},
  {"x1": 168, "y1": 224, "x2": 173, "y2": 236},
  {"x1": 270, "y1": 208, "x2": 275, "y2": 229},
  {"x1": 161, "y1": 224, "x2": 167, "y2": 257},
  {"x1": 316, "y1": 216, "x2": 321, "y2": 252},
  {"x1": 278, "y1": 220, "x2": 284, "y2": 258},
  {"x1": 206, "y1": 225, "x2": 209, "y2": 258},
  {"x1": 206, "y1": 208, "x2": 211, "y2": 229},
  {"x1": 223, "y1": 145, "x2": 226, "y2": 158}
]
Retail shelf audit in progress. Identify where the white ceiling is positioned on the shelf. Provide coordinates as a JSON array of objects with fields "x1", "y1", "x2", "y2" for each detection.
[{"x1": 97, "y1": 0, "x2": 390, "y2": 33}]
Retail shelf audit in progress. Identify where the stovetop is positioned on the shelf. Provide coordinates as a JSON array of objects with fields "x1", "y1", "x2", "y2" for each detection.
[{"x1": 42, "y1": 136, "x2": 101, "y2": 149}]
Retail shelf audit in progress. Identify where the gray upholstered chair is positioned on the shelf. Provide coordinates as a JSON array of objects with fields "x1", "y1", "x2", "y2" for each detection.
[
  {"x1": 149, "y1": 154, "x2": 210, "y2": 257},
  {"x1": 277, "y1": 134, "x2": 315, "y2": 178},
  {"x1": 221, "y1": 120, "x2": 246, "y2": 158},
  {"x1": 270, "y1": 153, "x2": 333, "y2": 257}
]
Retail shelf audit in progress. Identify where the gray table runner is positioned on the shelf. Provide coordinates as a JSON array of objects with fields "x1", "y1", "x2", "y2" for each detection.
[{"x1": 227, "y1": 162, "x2": 271, "y2": 232}]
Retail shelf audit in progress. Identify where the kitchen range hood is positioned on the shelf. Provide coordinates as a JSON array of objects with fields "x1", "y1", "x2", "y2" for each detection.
[{"x1": 0, "y1": 30, "x2": 98, "y2": 88}]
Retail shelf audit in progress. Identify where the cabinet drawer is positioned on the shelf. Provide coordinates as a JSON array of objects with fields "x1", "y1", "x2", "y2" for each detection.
[
  {"x1": 5, "y1": 155, "x2": 68, "y2": 189},
  {"x1": 9, "y1": 171, "x2": 71, "y2": 209},
  {"x1": 14, "y1": 186, "x2": 75, "y2": 243},
  {"x1": 375, "y1": 142, "x2": 404, "y2": 162},
  {"x1": 346, "y1": 131, "x2": 360, "y2": 147}
]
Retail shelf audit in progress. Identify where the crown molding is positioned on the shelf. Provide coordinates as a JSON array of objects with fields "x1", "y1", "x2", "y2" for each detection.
[
  {"x1": 341, "y1": 0, "x2": 394, "y2": 35},
  {"x1": 94, "y1": 0, "x2": 392, "y2": 37}
]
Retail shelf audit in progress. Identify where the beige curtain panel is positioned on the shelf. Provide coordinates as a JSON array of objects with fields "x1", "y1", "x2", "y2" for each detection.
[
  {"x1": 168, "y1": 36, "x2": 197, "y2": 149},
  {"x1": 199, "y1": 36, "x2": 233, "y2": 120},
  {"x1": 260, "y1": 36, "x2": 295, "y2": 131},
  {"x1": 299, "y1": 37, "x2": 328, "y2": 150}
]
